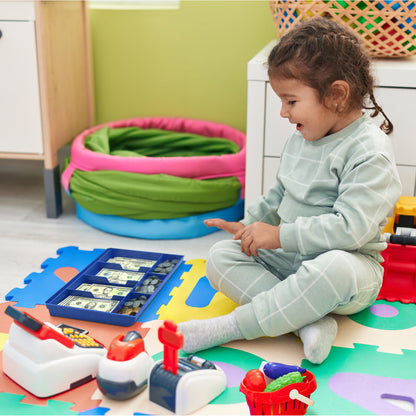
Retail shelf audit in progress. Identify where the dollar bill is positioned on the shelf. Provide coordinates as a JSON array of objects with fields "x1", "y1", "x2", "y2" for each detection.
[
  {"x1": 107, "y1": 256, "x2": 156, "y2": 270},
  {"x1": 58, "y1": 295, "x2": 119, "y2": 312},
  {"x1": 96, "y1": 268, "x2": 144, "y2": 284},
  {"x1": 76, "y1": 283, "x2": 131, "y2": 299}
]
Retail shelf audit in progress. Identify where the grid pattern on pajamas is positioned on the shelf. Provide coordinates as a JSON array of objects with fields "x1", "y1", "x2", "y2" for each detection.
[{"x1": 207, "y1": 239, "x2": 384, "y2": 340}]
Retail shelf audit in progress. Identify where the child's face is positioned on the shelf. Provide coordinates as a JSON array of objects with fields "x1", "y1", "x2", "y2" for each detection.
[{"x1": 270, "y1": 77, "x2": 340, "y2": 142}]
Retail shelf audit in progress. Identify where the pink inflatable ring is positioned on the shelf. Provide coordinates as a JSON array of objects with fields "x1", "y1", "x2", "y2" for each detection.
[{"x1": 62, "y1": 117, "x2": 246, "y2": 195}]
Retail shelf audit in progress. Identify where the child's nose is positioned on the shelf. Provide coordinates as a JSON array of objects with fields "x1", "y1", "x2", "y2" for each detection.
[{"x1": 280, "y1": 105, "x2": 289, "y2": 118}]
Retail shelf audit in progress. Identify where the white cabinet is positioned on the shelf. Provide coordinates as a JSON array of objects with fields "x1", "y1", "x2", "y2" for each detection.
[
  {"x1": 0, "y1": 19, "x2": 43, "y2": 154},
  {"x1": 246, "y1": 41, "x2": 416, "y2": 211},
  {"x1": 0, "y1": 1, "x2": 94, "y2": 217}
]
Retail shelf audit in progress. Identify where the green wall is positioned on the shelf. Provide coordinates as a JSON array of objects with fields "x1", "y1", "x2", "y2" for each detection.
[{"x1": 89, "y1": 1, "x2": 277, "y2": 132}]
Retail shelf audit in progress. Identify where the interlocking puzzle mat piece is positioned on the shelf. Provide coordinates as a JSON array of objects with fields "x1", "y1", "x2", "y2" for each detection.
[
  {"x1": 138, "y1": 261, "x2": 192, "y2": 322},
  {"x1": 349, "y1": 299, "x2": 416, "y2": 330},
  {"x1": 0, "y1": 334, "x2": 7, "y2": 351},
  {"x1": 0, "y1": 392, "x2": 77, "y2": 415},
  {"x1": 156, "y1": 259, "x2": 238, "y2": 323},
  {"x1": 79, "y1": 407, "x2": 110, "y2": 415},
  {"x1": 5, "y1": 246, "x2": 105, "y2": 308},
  {"x1": 226, "y1": 333, "x2": 306, "y2": 369},
  {"x1": 302, "y1": 343, "x2": 416, "y2": 415},
  {"x1": 334, "y1": 308, "x2": 416, "y2": 354},
  {"x1": 0, "y1": 302, "x2": 148, "y2": 413},
  {"x1": 330, "y1": 372, "x2": 416, "y2": 415}
]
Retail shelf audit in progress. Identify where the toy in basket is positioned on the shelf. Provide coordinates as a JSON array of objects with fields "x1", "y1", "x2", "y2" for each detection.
[
  {"x1": 240, "y1": 362, "x2": 317, "y2": 415},
  {"x1": 269, "y1": 0, "x2": 416, "y2": 57}
]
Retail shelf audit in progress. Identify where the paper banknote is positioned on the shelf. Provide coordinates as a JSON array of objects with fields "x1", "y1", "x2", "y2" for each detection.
[
  {"x1": 107, "y1": 256, "x2": 156, "y2": 270},
  {"x1": 76, "y1": 283, "x2": 131, "y2": 299},
  {"x1": 58, "y1": 295, "x2": 119, "y2": 312},
  {"x1": 96, "y1": 268, "x2": 144, "y2": 283}
]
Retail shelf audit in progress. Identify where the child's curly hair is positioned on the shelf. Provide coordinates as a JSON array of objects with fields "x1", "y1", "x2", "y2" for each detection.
[{"x1": 268, "y1": 17, "x2": 393, "y2": 134}]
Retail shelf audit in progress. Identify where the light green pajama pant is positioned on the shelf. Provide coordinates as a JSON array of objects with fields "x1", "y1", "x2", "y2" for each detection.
[{"x1": 206, "y1": 240, "x2": 384, "y2": 340}]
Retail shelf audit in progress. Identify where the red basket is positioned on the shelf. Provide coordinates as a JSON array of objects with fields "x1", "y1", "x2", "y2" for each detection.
[{"x1": 240, "y1": 370, "x2": 317, "y2": 415}]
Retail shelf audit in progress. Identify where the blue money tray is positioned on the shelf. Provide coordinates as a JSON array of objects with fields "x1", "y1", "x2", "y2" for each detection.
[{"x1": 46, "y1": 248, "x2": 183, "y2": 326}]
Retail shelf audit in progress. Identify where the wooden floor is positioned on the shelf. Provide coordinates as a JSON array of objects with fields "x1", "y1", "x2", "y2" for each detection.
[{"x1": 0, "y1": 158, "x2": 228, "y2": 302}]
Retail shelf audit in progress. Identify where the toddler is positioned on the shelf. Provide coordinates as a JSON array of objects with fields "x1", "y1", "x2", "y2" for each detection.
[{"x1": 178, "y1": 17, "x2": 402, "y2": 364}]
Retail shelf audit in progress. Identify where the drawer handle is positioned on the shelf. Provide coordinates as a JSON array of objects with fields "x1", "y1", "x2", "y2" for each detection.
[{"x1": 0, "y1": 30, "x2": 2, "y2": 39}]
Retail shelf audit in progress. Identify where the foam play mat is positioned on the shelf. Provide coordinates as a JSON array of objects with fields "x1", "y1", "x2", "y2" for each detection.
[{"x1": 2, "y1": 246, "x2": 416, "y2": 415}]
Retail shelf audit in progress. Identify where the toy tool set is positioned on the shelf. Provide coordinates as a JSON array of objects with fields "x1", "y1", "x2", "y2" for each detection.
[
  {"x1": 149, "y1": 320, "x2": 227, "y2": 414},
  {"x1": 97, "y1": 330, "x2": 154, "y2": 400},
  {"x1": 46, "y1": 248, "x2": 183, "y2": 326},
  {"x1": 2, "y1": 306, "x2": 106, "y2": 398},
  {"x1": 2, "y1": 306, "x2": 228, "y2": 414},
  {"x1": 97, "y1": 319, "x2": 227, "y2": 413}
]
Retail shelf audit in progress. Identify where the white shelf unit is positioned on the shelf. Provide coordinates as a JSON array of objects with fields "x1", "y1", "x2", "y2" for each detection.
[{"x1": 245, "y1": 41, "x2": 416, "y2": 211}]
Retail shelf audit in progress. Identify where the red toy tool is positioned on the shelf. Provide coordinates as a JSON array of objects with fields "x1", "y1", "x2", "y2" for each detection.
[
  {"x1": 158, "y1": 319, "x2": 183, "y2": 374},
  {"x1": 149, "y1": 320, "x2": 226, "y2": 414}
]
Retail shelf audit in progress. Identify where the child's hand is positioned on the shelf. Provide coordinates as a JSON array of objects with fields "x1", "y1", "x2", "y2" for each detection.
[
  {"x1": 233, "y1": 222, "x2": 281, "y2": 256},
  {"x1": 204, "y1": 219, "x2": 244, "y2": 235}
]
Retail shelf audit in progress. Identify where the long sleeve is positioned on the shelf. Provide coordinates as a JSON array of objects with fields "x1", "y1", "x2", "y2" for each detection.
[{"x1": 241, "y1": 173, "x2": 285, "y2": 227}]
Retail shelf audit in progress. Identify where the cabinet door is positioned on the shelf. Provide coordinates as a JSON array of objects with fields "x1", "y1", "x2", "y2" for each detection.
[
  {"x1": 264, "y1": 83, "x2": 295, "y2": 157},
  {"x1": 374, "y1": 87, "x2": 416, "y2": 167},
  {"x1": 0, "y1": 20, "x2": 43, "y2": 153},
  {"x1": 373, "y1": 87, "x2": 416, "y2": 196},
  {"x1": 263, "y1": 157, "x2": 280, "y2": 195}
]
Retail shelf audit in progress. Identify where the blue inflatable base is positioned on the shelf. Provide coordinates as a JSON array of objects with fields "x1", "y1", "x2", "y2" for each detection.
[{"x1": 75, "y1": 198, "x2": 244, "y2": 240}]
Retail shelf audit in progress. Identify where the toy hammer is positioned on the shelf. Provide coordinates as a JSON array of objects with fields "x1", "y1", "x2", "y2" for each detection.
[{"x1": 158, "y1": 320, "x2": 183, "y2": 375}]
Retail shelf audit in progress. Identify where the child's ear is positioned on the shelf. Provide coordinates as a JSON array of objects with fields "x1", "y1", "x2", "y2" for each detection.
[{"x1": 330, "y1": 80, "x2": 350, "y2": 112}]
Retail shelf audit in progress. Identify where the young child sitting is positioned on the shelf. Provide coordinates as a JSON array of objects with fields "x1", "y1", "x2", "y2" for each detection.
[{"x1": 178, "y1": 17, "x2": 402, "y2": 364}]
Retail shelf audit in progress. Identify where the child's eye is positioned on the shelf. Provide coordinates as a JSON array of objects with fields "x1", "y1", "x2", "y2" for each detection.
[{"x1": 287, "y1": 100, "x2": 296, "y2": 105}]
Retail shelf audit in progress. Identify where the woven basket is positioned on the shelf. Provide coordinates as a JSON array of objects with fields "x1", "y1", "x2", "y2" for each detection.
[{"x1": 269, "y1": 0, "x2": 416, "y2": 58}]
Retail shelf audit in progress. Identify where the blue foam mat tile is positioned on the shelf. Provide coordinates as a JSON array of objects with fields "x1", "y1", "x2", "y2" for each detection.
[
  {"x1": 185, "y1": 275, "x2": 217, "y2": 308},
  {"x1": 79, "y1": 407, "x2": 110, "y2": 415},
  {"x1": 137, "y1": 261, "x2": 192, "y2": 322},
  {"x1": 5, "y1": 246, "x2": 105, "y2": 308}
]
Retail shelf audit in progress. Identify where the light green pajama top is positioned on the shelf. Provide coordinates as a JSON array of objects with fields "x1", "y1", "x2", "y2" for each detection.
[{"x1": 242, "y1": 114, "x2": 402, "y2": 261}]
